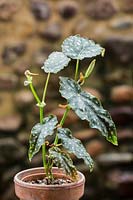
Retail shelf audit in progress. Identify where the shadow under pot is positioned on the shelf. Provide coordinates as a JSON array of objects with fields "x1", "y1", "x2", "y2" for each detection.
[{"x1": 14, "y1": 167, "x2": 85, "y2": 200}]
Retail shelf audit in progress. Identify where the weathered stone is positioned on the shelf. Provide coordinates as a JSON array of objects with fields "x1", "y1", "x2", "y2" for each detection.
[
  {"x1": 2, "y1": 43, "x2": 26, "y2": 64},
  {"x1": 30, "y1": 0, "x2": 51, "y2": 20},
  {"x1": 110, "y1": 85, "x2": 133, "y2": 103},
  {"x1": 107, "y1": 170, "x2": 133, "y2": 197},
  {"x1": 97, "y1": 153, "x2": 133, "y2": 167},
  {"x1": 2, "y1": 182, "x2": 17, "y2": 200},
  {"x1": 82, "y1": 186, "x2": 97, "y2": 200},
  {"x1": 40, "y1": 23, "x2": 62, "y2": 41},
  {"x1": 74, "y1": 129, "x2": 98, "y2": 141},
  {"x1": 0, "y1": 92, "x2": 15, "y2": 118},
  {"x1": 0, "y1": 114, "x2": 22, "y2": 132},
  {"x1": 111, "y1": 18, "x2": 133, "y2": 30},
  {"x1": 14, "y1": 90, "x2": 34, "y2": 108},
  {"x1": 14, "y1": 62, "x2": 29, "y2": 75},
  {"x1": 73, "y1": 19, "x2": 88, "y2": 34},
  {"x1": 110, "y1": 106, "x2": 133, "y2": 126},
  {"x1": 84, "y1": 87, "x2": 103, "y2": 100},
  {"x1": 118, "y1": 129, "x2": 133, "y2": 140},
  {"x1": 123, "y1": 0, "x2": 133, "y2": 13},
  {"x1": 57, "y1": 0, "x2": 79, "y2": 19},
  {"x1": 86, "y1": 140, "x2": 105, "y2": 157},
  {"x1": 1, "y1": 165, "x2": 20, "y2": 183},
  {"x1": 105, "y1": 69, "x2": 130, "y2": 84},
  {"x1": 86, "y1": 0, "x2": 117, "y2": 19},
  {"x1": 104, "y1": 37, "x2": 133, "y2": 64},
  {"x1": 0, "y1": 0, "x2": 21, "y2": 21},
  {"x1": 33, "y1": 47, "x2": 53, "y2": 66},
  {"x1": 17, "y1": 131, "x2": 29, "y2": 145},
  {"x1": 0, "y1": 74, "x2": 18, "y2": 90},
  {"x1": 120, "y1": 143, "x2": 133, "y2": 153},
  {"x1": 0, "y1": 138, "x2": 26, "y2": 165}
]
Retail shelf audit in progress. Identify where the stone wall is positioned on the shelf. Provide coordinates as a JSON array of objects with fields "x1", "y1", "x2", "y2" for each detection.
[{"x1": 0, "y1": 0, "x2": 132, "y2": 200}]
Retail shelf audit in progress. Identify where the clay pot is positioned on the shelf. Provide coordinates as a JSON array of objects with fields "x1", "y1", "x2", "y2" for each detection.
[{"x1": 14, "y1": 167, "x2": 85, "y2": 200}]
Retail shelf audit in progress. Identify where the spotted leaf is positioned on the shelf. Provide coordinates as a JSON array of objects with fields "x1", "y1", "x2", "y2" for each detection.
[
  {"x1": 49, "y1": 147, "x2": 77, "y2": 179},
  {"x1": 29, "y1": 115, "x2": 58, "y2": 161},
  {"x1": 57, "y1": 128, "x2": 94, "y2": 172},
  {"x1": 61, "y1": 35, "x2": 103, "y2": 60},
  {"x1": 59, "y1": 77, "x2": 118, "y2": 146},
  {"x1": 42, "y1": 52, "x2": 70, "y2": 73}
]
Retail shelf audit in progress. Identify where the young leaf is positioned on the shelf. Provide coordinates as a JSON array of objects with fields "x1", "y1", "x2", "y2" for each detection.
[
  {"x1": 42, "y1": 52, "x2": 70, "y2": 74},
  {"x1": 29, "y1": 115, "x2": 58, "y2": 161},
  {"x1": 57, "y1": 128, "x2": 94, "y2": 172},
  {"x1": 85, "y1": 59, "x2": 96, "y2": 78},
  {"x1": 49, "y1": 147, "x2": 77, "y2": 179},
  {"x1": 59, "y1": 77, "x2": 118, "y2": 146},
  {"x1": 62, "y1": 35, "x2": 103, "y2": 60},
  {"x1": 101, "y1": 48, "x2": 105, "y2": 57}
]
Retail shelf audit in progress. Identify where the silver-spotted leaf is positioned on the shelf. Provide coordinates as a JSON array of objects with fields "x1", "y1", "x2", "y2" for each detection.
[
  {"x1": 61, "y1": 35, "x2": 103, "y2": 60},
  {"x1": 59, "y1": 77, "x2": 118, "y2": 146},
  {"x1": 29, "y1": 115, "x2": 58, "y2": 161},
  {"x1": 49, "y1": 147, "x2": 77, "y2": 179},
  {"x1": 57, "y1": 128, "x2": 94, "y2": 172},
  {"x1": 42, "y1": 52, "x2": 70, "y2": 73}
]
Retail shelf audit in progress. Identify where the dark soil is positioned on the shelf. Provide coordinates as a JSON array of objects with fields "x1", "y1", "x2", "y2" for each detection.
[{"x1": 25, "y1": 177, "x2": 73, "y2": 185}]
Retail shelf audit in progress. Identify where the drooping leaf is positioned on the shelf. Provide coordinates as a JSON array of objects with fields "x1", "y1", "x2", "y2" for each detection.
[
  {"x1": 59, "y1": 77, "x2": 118, "y2": 146},
  {"x1": 42, "y1": 52, "x2": 70, "y2": 73},
  {"x1": 29, "y1": 115, "x2": 58, "y2": 161},
  {"x1": 49, "y1": 147, "x2": 77, "y2": 179},
  {"x1": 61, "y1": 35, "x2": 103, "y2": 60},
  {"x1": 57, "y1": 128, "x2": 94, "y2": 172}
]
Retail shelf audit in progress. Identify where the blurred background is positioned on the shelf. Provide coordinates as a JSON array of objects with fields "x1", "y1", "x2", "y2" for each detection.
[{"x1": 0, "y1": 0, "x2": 132, "y2": 200}]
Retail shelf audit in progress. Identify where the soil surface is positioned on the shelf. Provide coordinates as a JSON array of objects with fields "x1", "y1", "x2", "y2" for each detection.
[{"x1": 25, "y1": 177, "x2": 73, "y2": 185}]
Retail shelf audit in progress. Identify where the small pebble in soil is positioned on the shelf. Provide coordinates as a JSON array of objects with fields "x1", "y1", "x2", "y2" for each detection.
[{"x1": 26, "y1": 177, "x2": 72, "y2": 185}]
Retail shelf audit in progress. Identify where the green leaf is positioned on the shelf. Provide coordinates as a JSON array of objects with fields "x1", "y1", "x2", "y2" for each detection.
[
  {"x1": 59, "y1": 77, "x2": 118, "y2": 146},
  {"x1": 85, "y1": 59, "x2": 96, "y2": 78},
  {"x1": 42, "y1": 52, "x2": 70, "y2": 74},
  {"x1": 57, "y1": 128, "x2": 94, "y2": 172},
  {"x1": 49, "y1": 147, "x2": 77, "y2": 179},
  {"x1": 29, "y1": 115, "x2": 58, "y2": 161},
  {"x1": 62, "y1": 35, "x2": 103, "y2": 60}
]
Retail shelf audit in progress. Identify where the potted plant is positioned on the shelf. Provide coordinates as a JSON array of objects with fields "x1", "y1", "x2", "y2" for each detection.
[{"x1": 14, "y1": 35, "x2": 118, "y2": 200}]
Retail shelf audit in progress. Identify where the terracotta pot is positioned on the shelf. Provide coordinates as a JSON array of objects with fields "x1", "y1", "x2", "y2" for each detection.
[{"x1": 14, "y1": 167, "x2": 85, "y2": 200}]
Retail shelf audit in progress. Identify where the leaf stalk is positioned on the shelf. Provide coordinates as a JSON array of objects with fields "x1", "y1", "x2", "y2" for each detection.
[{"x1": 74, "y1": 59, "x2": 80, "y2": 81}]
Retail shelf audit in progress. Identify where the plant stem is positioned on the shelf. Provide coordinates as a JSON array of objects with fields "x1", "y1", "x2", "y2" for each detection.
[
  {"x1": 29, "y1": 83, "x2": 41, "y2": 105},
  {"x1": 54, "y1": 133, "x2": 58, "y2": 145},
  {"x1": 54, "y1": 106, "x2": 70, "y2": 145},
  {"x1": 42, "y1": 73, "x2": 50, "y2": 103},
  {"x1": 29, "y1": 82, "x2": 45, "y2": 125},
  {"x1": 60, "y1": 106, "x2": 71, "y2": 126},
  {"x1": 74, "y1": 59, "x2": 79, "y2": 81},
  {"x1": 42, "y1": 144, "x2": 48, "y2": 175},
  {"x1": 41, "y1": 73, "x2": 51, "y2": 177},
  {"x1": 40, "y1": 107, "x2": 43, "y2": 124},
  {"x1": 39, "y1": 102, "x2": 47, "y2": 175},
  {"x1": 28, "y1": 74, "x2": 51, "y2": 177}
]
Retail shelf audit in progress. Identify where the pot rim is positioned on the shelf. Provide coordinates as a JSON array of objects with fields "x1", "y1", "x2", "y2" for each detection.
[{"x1": 14, "y1": 167, "x2": 85, "y2": 189}]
